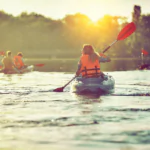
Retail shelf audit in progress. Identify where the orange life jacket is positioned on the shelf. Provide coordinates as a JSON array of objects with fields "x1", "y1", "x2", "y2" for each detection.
[
  {"x1": 79, "y1": 54, "x2": 100, "y2": 77},
  {"x1": 14, "y1": 55, "x2": 24, "y2": 69}
]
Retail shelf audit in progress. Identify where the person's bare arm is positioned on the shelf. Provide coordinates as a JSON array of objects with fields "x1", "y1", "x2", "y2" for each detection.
[
  {"x1": 99, "y1": 55, "x2": 111, "y2": 63},
  {"x1": 76, "y1": 59, "x2": 82, "y2": 76}
]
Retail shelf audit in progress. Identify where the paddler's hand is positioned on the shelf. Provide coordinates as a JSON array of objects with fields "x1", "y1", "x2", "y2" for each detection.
[
  {"x1": 76, "y1": 70, "x2": 80, "y2": 76},
  {"x1": 99, "y1": 53, "x2": 106, "y2": 57},
  {"x1": 99, "y1": 52, "x2": 111, "y2": 62}
]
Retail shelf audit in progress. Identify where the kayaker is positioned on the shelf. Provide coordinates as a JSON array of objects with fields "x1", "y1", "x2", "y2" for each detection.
[
  {"x1": 14, "y1": 52, "x2": 27, "y2": 70},
  {"x1": 1, "y1": 51, "x2": 21, "y2": 73},
  {"x1": 76, "y1": 44, "x2": 110, "y2": 77}
]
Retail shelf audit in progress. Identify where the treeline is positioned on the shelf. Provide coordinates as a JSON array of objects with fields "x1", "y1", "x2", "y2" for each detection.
[{"x1": 0, "y1": 6, "x2": 150, "y2": 59}]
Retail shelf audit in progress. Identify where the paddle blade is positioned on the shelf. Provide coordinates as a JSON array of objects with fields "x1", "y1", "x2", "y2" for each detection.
[
  {"x1": 34, "y1": 64, "x2": 45, "y2": 67},
  {"x1": 53, "y1": 87, "x2": 64, "y2": 92},
  {"x1": 141, "y1": 49, "x2": 148, "y2": 55},
  {"x1": 117, "y1": 22, "x2": 136, "y2": 41}
]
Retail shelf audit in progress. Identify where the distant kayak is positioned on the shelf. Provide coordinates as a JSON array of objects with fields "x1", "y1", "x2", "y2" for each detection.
[
  {"x1": 71, "y1": 74, "x2": 115, "y2": 94},
  {"x1": 0, "y1": 65, "x2": 34, "y2": 74},
  {"x1": 19, "y1": 65, "x2": 34, "y2": 73},
  {"x1": 139, "y1": 64, "x2": 150, "y2": 70}
]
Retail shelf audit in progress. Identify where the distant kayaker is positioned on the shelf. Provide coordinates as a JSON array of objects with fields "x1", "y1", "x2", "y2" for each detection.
[
  {"x1": 1, "y1": 51, "x2": 20, "y2": 73},
  {"x1": 14, "y1": 52, "x2": 27, "y2": 70},
  {"x1": 76, "y1": 44, "x2": 110, "y2": 77}
]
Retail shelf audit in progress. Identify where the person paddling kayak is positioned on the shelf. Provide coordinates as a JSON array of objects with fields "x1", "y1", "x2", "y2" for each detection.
[
  {"x1": 14, "y1": 52, "x2": 27, "y2": 70},
  {"x1": 76, "y1": 44, "x2": 110, "y2": 77},
  {"x1": 1, "y1": 51, "x2": 21, "y2": 74}
]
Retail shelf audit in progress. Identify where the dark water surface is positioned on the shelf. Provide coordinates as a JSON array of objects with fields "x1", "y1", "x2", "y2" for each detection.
[{"x1": 0, "y1": 70, "x2": 150, "y2": 150}]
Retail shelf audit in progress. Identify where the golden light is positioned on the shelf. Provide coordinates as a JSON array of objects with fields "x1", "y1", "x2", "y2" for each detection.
[{"x1": 86, "y1": 10, "x2": 106, "y2": 22}]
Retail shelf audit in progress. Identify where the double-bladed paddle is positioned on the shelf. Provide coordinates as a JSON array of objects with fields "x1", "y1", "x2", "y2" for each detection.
[
  {"x1": 53, "y1": 76, "x2": 77, "y2": 92},
  {"x1": 53, "y1": 22, "x2": 136, "y2": 92}
]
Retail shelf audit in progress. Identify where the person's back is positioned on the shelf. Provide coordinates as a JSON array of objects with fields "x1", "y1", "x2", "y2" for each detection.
[
  {"x1": 80, "y1": 54, "x2": 100, "y2": 77},
  {"x1": 76, "y1": 44, "x2": 111, "y2": 77},
  {"x1": 2, "y1": 51, "x2": 14, "y2": 71},
  {"x1": 14, "y1": 52, "x2": 27, "y2": 69},
  {"x1": 1, "y1": 51, "x2": 20, "y2": 73},
  {"x1": 76, "y1": 45, "x2": 100, "y2": 77},
  {"x1": 3, "y1": 56, "x2": 13, "y2": 70}
]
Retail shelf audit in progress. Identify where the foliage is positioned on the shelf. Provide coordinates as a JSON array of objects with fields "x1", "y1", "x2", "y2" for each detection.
[{"x1": 0, "y1": 9, "x2": 150, "y2": 59}]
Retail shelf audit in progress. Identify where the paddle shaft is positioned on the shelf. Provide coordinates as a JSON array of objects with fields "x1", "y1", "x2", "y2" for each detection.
[
  {"x1": 103, "y1": 40, "x2": 117, "y2": 53},
  {"x1": 63, "y1": 76, "x2": 76, "y2": 89}
]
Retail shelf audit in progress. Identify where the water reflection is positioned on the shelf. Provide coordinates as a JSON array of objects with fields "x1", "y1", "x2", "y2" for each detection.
[
  {"x1": 71, "y1": 93, "x2": 102, "y2": 115},
  {"x1": 72, "y1": 93, "x2": 102, "y2": 103}
]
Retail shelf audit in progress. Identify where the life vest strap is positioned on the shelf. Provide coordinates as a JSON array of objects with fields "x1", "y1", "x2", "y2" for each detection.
[
  {"x1": 82, "y1": 73, "x2": 101, "y2": 78},
  {"x1": 81, "y1": 67, "x2": 100, "y2": 72},
  {"x1": 81, "y1": 66, "x2": 100, "y2": 78}
]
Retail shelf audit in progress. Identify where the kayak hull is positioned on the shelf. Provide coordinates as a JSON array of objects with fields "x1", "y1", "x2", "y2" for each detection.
[
  {"x1": 0, "y1": 65, "x2": 34, "y2": 74},
  {"x1": 139, "y1": 64, "x2": 150, "y2": 70},
  {"x1": 20, "y1": 65, "x2": 34, "y2": 73},
  {"x1": 71, "y1": 74, "x2": 115, "y2": 94}
]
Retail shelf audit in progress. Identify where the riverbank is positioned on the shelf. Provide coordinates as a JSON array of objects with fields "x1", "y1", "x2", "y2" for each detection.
[{"x1": 25, "y1": 57, "x2": 150, "y2": 72}]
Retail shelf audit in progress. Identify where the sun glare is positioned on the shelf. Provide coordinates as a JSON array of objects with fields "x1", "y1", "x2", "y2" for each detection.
[{"x1": 83, "y1": 8, "x2": 106, "y2": 22}]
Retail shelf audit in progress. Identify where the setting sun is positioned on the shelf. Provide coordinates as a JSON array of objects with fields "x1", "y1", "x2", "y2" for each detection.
[{"x1": 0, "y1": 0, "x2": 149, "y2": 21}]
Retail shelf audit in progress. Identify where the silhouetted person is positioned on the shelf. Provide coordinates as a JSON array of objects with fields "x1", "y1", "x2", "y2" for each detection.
[{"x1": 1, "y1": 51, "x2": 20, "y2": 73}]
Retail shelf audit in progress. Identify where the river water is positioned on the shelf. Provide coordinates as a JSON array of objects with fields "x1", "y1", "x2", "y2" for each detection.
[{"x1": 0, "y1": 70, "x2": 150, "y2": 150}]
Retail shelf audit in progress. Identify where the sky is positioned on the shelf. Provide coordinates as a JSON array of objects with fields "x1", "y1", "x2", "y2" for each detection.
[{"x1": 0, "y1": 0, "x2": 150, "y2": 21}]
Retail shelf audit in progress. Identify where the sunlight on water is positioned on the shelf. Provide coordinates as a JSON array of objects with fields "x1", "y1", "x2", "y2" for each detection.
[{"x1": 0, "y1": 70, "x2": 150, "y2": 150}]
